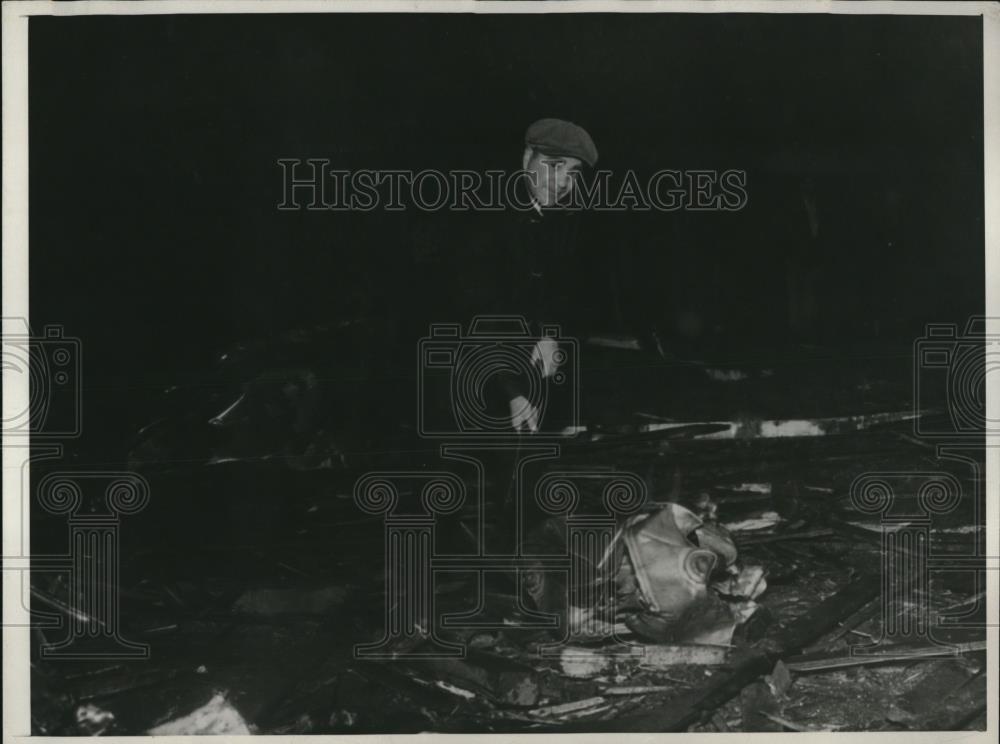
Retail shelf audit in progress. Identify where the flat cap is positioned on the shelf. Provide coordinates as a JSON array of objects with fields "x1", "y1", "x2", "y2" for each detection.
[{"x1": 525, "y1": 118, "x2": 598, "y2": 168}]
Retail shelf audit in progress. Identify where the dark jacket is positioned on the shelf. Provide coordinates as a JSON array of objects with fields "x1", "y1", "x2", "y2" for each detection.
[
  {"x1": 452, "y1": 201, "x2": 588, "y2": 408},
  {"x1": 452, "y1": 200, "x2": 585, "y2": 321}
]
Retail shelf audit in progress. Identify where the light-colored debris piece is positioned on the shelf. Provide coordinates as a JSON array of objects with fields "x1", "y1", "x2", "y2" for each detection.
[
  {"x1": 433, "y1": 680, "x2": 477, "y2": 700},
  {"x1": 603, "y1": 685, "x2": 675, "y2": 695},
  {"x1": 559, "y1": 642, "x2": 727, "y2": 679},
  {"x1": 75, "y1": 704, "x2": 115, "y2": 736},
  {"x1": 641, "y1": 410, "x2": 920, "y2": 440},
  {"x1": 732, "y1": 483, "x2": 772, "y2": 494},
  {"x1": 559, "y1": 646, "x2": 616, "y2": 679},
  {"x1": 635, "y1": 643, "x2": 729, "y2": 668},
  {"x1": 723, "y1": 512, "x2": 781, "y2": 532},
  {"x1": 529, "y1": 696, "x2": 608, "y2": 718},
  {"x1": 147, "y1": 692, "x2": 251, "y2": 735}
]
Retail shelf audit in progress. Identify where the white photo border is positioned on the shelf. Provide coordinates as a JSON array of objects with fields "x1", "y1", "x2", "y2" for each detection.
[{"x1": 3, "y1": 2, "x2": 998, "y2": 743}]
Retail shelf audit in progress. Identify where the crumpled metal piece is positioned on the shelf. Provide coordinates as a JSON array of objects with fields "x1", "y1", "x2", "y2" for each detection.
[
  {"x1": 621, "y1": 504, "x2": 726, "y2": 617},
  {"x1": 521, "y1": 502, "x2": 762, "y2": 645},
  {"x1": 618, "y1": 504, "x2": 769, "y2": 643}
]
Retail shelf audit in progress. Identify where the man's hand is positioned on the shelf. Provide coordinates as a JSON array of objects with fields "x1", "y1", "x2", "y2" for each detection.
[
  {"x1": 531, "y1": 336, "x2": 561, "y2": 378},
  {"x1": 509, "y1": 395, "x2": 539, "y2": 433},
  {"x1": 509, "y1": 338, "x2": 563, "y2": 433}
]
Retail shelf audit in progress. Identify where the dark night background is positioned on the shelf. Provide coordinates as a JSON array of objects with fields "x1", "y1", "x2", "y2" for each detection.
[{"x1": 29, "y1": 12, "x2": 984, "y2": 460}]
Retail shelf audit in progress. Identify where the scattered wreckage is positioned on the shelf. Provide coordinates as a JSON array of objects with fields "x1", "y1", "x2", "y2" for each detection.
[{"x1": 31, "y1": 327, "x2": 986, "y2": 734}]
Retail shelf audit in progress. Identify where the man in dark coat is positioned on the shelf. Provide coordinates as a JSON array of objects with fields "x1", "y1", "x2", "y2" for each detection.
[{"x1": 451, "y1": 118, "x2": 601, "y2": 435}]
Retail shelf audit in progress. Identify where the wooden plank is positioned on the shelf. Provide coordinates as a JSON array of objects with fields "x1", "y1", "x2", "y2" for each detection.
[{"x1": 785, "y1": 640, "x2": 987, "y2": 673}]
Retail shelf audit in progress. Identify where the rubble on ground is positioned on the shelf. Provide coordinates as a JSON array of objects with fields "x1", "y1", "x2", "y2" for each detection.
[{"x1": 32, "y1": 338, "x2": 986, "y2": 733}]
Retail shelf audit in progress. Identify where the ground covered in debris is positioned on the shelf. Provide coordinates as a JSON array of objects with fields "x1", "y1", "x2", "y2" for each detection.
[{"x1": 31, "y1": 339, "x2": 987, "y2": 734}]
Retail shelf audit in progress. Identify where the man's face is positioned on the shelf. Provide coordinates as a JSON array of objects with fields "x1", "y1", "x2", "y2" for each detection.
[{"x1": 522, "y1": 147, "x2": 583, "y2": 207}]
